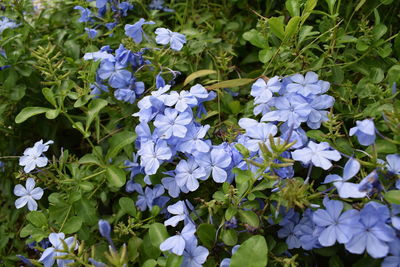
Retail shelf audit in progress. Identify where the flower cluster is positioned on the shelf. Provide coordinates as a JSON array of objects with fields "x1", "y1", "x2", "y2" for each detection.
[
  {"x1": 279, "y1": 199, "x2": 400, "y2": 260},
  {"x1": 74, "y1": 0, "x2": 134, "y2": 38}
]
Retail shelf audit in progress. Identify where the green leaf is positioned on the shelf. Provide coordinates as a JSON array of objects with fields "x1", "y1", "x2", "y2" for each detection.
[
  {"x1": 221, "y1": 229, "x2": 237, "y2": 246},
  {"x1": 268, "y1": 17, "x2": 285, "y2": 41},
  {"x1": 306, "y1": 130, "x2": 327, "y2": 142},
  {"x1": 355, "y1": 0, "x2": 367, "y2": 12},
  {"x1": 42, "y1": 88, "x2": 57, "y2": 107},
  {"x1": 207, "y1": 78, "x2": 254, "y2": 90},
  {"x1": 369, "y1": 67, "x2": 384, "y2": 84},
  {"x1": 149, "y1": 223, "x2": 168, "y2": 248},
  {"x1": 225, "y1": 206, "x2": 237, "y2": 220},
  {"x1": 143, "y1": 259, "x2": 157, "y2": 267},
  {"x1": 284, "y1": 16, "x2": 301, "y2": 41},
  {"x1": 62, "y1": 216, "x2": 83, "y2": 234},
  {"x1": 166, "y1": 254, "x2": 183, "y2": 267},
  {"x1": 119, "y1": 197, "x2": 137, "y2": 217},
  {"x1": 197, "y1": 224, "x2": 216, "y2": 248},
  {"x1": 324, "y1": 0, "x2": 336, "y2": 14},
  {"x1": 15, "y1": 107, "x2": 50, "y2": 123},
  {"x1": 388, "y1": 65, "x2": 400, "y2": 85},
  {"x1": 20, "y1": 224, "x2": 37, "y2": 238},
  {"x1": 78, "y1": 181, "x2": 94, "y2": 191},
  {"x1": 238, "y1": 210, "x2": 260, "y2": 227},
  {"x1": 78, "y1": 154, "x2": 102, "y2": 166},
  {"x1": 86, "y1": 98, "x2": 108, "y2": 131},
  {"x1": 286, "y1": 0, "x2": 300, "y2": 17},
  {"x1": 258, "y1": 48, "x2": 275, "y2": 63},
  {"x1": 105, "y1": 166, "x2": 126, "y2": 188},
  {"x1": 230, "y1": 236, "x2": 268, "y2": 267},
  {"x1": 372, "y1": 24, "x2": 387, "y2": 40},
  {"x1": 106, "y1": 131, "x2": 136, "y2": 159},
  {"x1": 10, "y1": 84, "x2": 26, "y2": 101},
  {"x1": 243, "y1": 29, "x2": 268, "y2": 49},
  {"x1": 26, "y1": 211, "x2": 47, "y2": 228},
  {"x1": 128, "y1": 236, "x2": 142, "y2": 261},
  {"x1": 45, "y1": 109, "x2": 60, "y2": 119},
  {"x1": 183, "y1": 69, "x2": 217, "y2": 86}
]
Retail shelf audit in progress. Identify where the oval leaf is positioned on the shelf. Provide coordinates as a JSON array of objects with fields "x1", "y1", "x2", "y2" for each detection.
[
  {"x1": 207, "y1": 78, "x2": 254, "y2": 90},
  {"x1": 149, "y1": 223, "x2": 169, "y2": 248},
  {"x1": 15, "y1": 107, "x2": 50, "y2": 123},
  {"x1": 105, "y1": 166, "x2": 126, "y2": 188},
  {"x1": 231, "y1": 235, "x2": 268, "y2": 267},
  {"x1": 184, "y1": 69, "x2": 217, "y2": 86}
]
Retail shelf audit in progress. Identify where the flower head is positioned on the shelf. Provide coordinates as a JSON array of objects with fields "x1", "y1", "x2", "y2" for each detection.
[
  {"x1": 291, "y1": 141, "x2": 341, "y2": 170},
  {"x1": 19, "y1": 140, "x2": 53, "y2": 173},
  {"x1": 349, "y1": 119, "x2": 376, "y2": 146},
  {"x1": 14, "y1": 178, "x2": 44, "y2": 211},
  {"x1": 155, "y1": 28, "x2": 186, "y2": 51}
]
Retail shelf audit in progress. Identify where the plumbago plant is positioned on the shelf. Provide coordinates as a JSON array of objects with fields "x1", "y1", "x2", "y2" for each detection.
[{"x1": 1, "y1": 0, "x2": 400, "y2": 266}]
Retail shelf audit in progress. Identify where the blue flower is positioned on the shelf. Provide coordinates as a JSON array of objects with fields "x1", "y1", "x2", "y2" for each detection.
[
  {"x1": 238, "y1": 118, "x2": 278, "y2": 152},
  {"x1": 175, "y1": 158, "x2": 206, "y2": 192},
  {"x1": 345, "y1": 203, "x2": 396, "y2": 258},
  {"x1": 125, "y1": 18, "x2": 155, "y2": 43},
  {"x1": 118, "y1": 2, "x2": 133, "y2": 16},
  {"x1": 323, "y1": 157, "x2": 366, "y2": 198},
  {"x1": 149, "y1": 0, "x2": 174, "y2": 12},
  {"x1": 306, "y1": 94, "x2": 335, "y2": 129},
  {"x1": 182, "y1": 238, "x2": 209, "y2": 267},
  {"x1": 386, "y1": 154, "x2": 400, "y2": 175},
  {"x1": 155, "y1": 28, "x2": 186, "y2": 51},
  {"x1": 98, "y1": 219, "x2": 115, "y2": 250},
  {"x1": 74, "y1": 6, "x2": 92, "y2": 22},
  {"x1": 286, "y1": 72, "x2": 322, "y2": 97},
  {"x1": 165, "y1": 90, "x2": 198, "y2": 112},
  {"x1": 97, "y1": 60, "x2": 132, "y2": 89},
  {"x1": 291, "y1": 141, "x2": 341, "y2": 170},
  {"x1": 138, "y1": 140, "x2": 172, "y2": 175},
  {"x1": 154, "y1": 108, "x2": 192, "y2": 139},
  {"x1": 195, "y1": 148, "x2": 232, "y2": 183},
  {"x1": 160, "y1": 223, "x2": 196, "y2": 255},
  {"x1": 261, "y1": 94, "x2": 311, "y2": 128},
  {"x1": 162, "y1": 173, "x2": 189, "y2": 198},
  {"x1": 114, "y1": 88, "x2": 136, "y2": 103},
  {"x1": 382, "y1": 238, "x2": 400, "y2": 267},
  {"x1": 85, "y1": 27, "x2": 98, "y2": 39},
  {"x1": 164, "y1": 200, "x2": 190, "y2": 227},
  {"x1": 124, "y1": 153, "x2": 142, "y2": 179},
  {"x1": 19, "y1": 140, "x2": 54, "y2": 173},
  {"x1": 39, "y1": 233, "x2": 78, "y2": 267},
  {"x1": 178, "y1": 124, "x2": 211, "y2": 153},
  {"x1": 349, "y1": 119, "x2": 376, "y2": 146},
  {"x1": 312, "y1": 198, "x2": 361, "y2": 247},
  {"x1": 14, "y1": 178, "x2": 44, "y2": 211},
  {"x1": 136, "y1": 184, "x2": 165, "y2": 211}
]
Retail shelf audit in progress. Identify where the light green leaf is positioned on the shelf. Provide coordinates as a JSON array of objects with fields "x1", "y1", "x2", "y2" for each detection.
[
  {"x1": 15, "y1": 107, "x2": 50, "y2": 123},
  {"x1": 286, "y1": 0, "x2": 300, "y2": 17},
  {"x1": 384, "y1": 191, "x2": 400, "y2": 205},
  {"x1": 45, "y1": 109, "x2": 60, "y2": 119},
  {"x1": 78, "y1": 154, "x2": 102, "y2": 166},
  {"x1": 166, "y1": 254, "x2": 183, "y2": 267},
  {"x1": 207, "y1": 78, "x2": 254, "y2": 90},
  {"x1": 183, "y1": 69, "x2": 217, "y2": 86},
  {"x1": 119, "y1": 197, "x2": 137, "y2": 217},
  {"x1": 238, "y1": 210, "x2": 260, "y2": 227},
  {"x1": 268, "y1": 17, "x2": 285, "y2": 41},
  {"x1": 26, "y1": 211, "x2": 47, "y2": 228},
  {"x1": 42, "y1": 88, "x2": 57, "y2": 107},
  {"x1": 105, "y1": 166, "x2": 126, "y2": 188},
  {"x1": 62, "y1": 216, "x2": 83, "y2": 234},
  {"x1": 86, "y1": 98, "x2": 108, "y2": 131},
  {"x1": 221, "y1": 229, "x2": 238, "y2": 246},
  {"x1": 149, "y1": 223, "x2": 169, "y2": 249},
  {"x1": 243, "y1": 29, "x2": 268, "y2": 49},
  {"x1": 324, "y1": 0, "x2": 336, "y2": 14},
  {"x1": 259, "y1": 48, "x2": 275, "y2": 63},
  {"x1": 106, "y1": 131, "x2": 136, "y2": 159},
  {"x1": 231, "y1": 236, "x2": 268, "y2": 267},
  {"x1": 284, "y1": 16, "x2": 301, "y2": 41}
]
